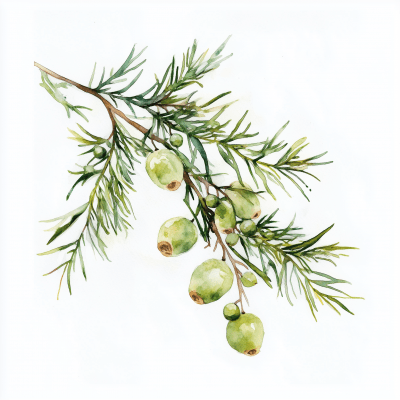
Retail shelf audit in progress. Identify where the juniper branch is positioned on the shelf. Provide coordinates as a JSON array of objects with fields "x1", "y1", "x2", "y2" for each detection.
[{"x1": 34, "y1": 41, "x2": 358, "y2": 316}]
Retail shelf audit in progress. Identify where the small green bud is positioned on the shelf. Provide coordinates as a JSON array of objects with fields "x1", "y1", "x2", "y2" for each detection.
[
  {"x1": 254, "y1": 237, "x2": 263, "y2": 245},
  {"x1": 241, "y1": 271, "x2": 257, "y2": 287},
  {"x1": 93, "y1": 146, "x2": 106, "y2": 159},
  {"x1": 223, "y1": 303, "x2": 241, "y2": 321},
  {"x1": 84, "y1": 165, "x2": 95, "y2": 174},
  {"x1": 170, "y1": 133, "x2": 183, "y2": 147},
  {"x1": 261, "y1": 229, "x2": 274, "y2": 240},
  {"x1": 205, "y1": 194, "x2": 219, "y2": 208},
  {"x1": 226, "y1": 233, "x2": 239, "y2": 247},
  {"x1": 240, "y1": 220, "x2": 257, "y2": 237}
]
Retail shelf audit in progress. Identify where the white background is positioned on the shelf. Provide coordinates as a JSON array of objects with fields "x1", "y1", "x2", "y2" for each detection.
[{"x1": 1, "y1": 1, "x2": 400, "y2": 399}]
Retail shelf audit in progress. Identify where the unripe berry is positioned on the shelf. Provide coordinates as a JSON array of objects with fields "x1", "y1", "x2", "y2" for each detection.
[
  {"x1": 240, "y1": 271, "x2": 257, "y2": 287},
  {"x1": 205, "y1": 194, "x2": 219, "y2": 208},
  {"x1": 215, "y1": 199, "x2": 236, "y2": 234},
  {"x1": 93, "y1": 146, "x2": 106, "y2": 159},
  {"x1": 223, "y1": 303, "x2": 241, "y2": 321},
  {"x1": 226, "y1": 313, "x2": 264, "y2": 356},
  {"x1": 170, "y1": 133, "x2": 183, "y2": 147},
  {"x1": 226, "y1": 233, "x2": 239, "y2": 247},
  {"x1": 157, "y1": 217, "x2": 198, "y2": 257},
  {"x1": 225, "y1": 181, "x2": 261, "y2": 219},
  {"x1": 145, "y1": 149, "x2": 184, "y2": 191},
  {"x1": 189, "y1": 259, "x2": 233, "y2": 304},
  {"x1": 240, "y1": 220, "x2": 257, "y2": 237}
]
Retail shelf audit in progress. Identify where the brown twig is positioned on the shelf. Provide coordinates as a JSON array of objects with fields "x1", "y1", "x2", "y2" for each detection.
[
  {"x1": 183, "y1": 171, "x2": 249, "y2": 312},
  {"x1": 192, "y1": 174, "x2": 229, "y2": 198},
  {"x1": 34, "y1": 62, "x2": 249, "y2": 310}
]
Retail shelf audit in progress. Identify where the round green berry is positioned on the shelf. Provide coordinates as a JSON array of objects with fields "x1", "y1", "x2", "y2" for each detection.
[
  {"x1": 226, "y1": 233, "x2": 239, "y2": 247},
  {"x1": 189, "y1": 259, "x2": 233, "y2": 304},
  {"x1": 145, "y1": 149, "x2": 184, "y2": 191},
  {"x1": 84, "y1": 165, "x2": 95, "y2": 174},
  {"x1": 225, "y1": 181, "x2": 261, "y2": 219},
  {"x1": 205, "y1": 194, "x2": 220, "y2": 208},
  {"x1": 223, "y1": 303, "x2": 241, "y2": 321},
  {"x1": 93, "y1": 146, "x2": 106, "y2": 159},
  {"x1": 240, "y1": 220, "x2": 257, "y2": 237},
  {"x1": 215, "y1": 199, "x2": 236, "y2": 234},
  {"x1": 241, "y1": 271, "x2": 257, "y2": 287},
  {"x1": 170, "y1": 134, "x2": 183, "y2": 147},
  {"x1": 157, "y1": 217, "x2": 198, "y2": 257},
  {"x1": 226, "y1": 313, "x2": 264, "y2": 356}
]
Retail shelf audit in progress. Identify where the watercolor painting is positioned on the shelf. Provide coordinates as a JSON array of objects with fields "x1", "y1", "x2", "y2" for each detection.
[
  {"x1": 2, "y1": 3, "x2": 400, "y2": 400},
  {"x1": 34, "y1": 37, "x2": 362, "y2": 357}
]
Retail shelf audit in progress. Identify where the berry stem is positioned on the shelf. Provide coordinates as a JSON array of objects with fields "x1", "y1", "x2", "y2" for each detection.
[
  {"x1": 34, "y1": 62, "x2": 248, "y2": 305},
  {"x1": 183, "y1": 172, "x2": 249, "y2": 312}
]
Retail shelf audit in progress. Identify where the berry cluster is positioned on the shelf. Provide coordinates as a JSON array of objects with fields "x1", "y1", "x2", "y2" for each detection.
[
  {"x1": 147, "y1": 143, "x2": 271, "y2": 356},
  {"x1": 36, "y1": 38, "x2": 361, "y2": 356}
]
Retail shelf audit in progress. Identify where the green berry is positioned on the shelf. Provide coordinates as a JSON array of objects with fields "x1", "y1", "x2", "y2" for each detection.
[
  {"x1": 261, "y1": 229, "x2": 274, "y2": 240},
  {"x1": 240, "y1": 220, "x2": 257, "y2": 237},
  {"x1": 226, "y1": 313, "x2": 264, "y2": 356},
  {"x1": 215, "y1": 199, "x2": 236, "y2": 234},
  {"x1": 146, "y1": 149, "x2": 184, "y2": 191},
  {"x1": 226, "y1": 181, "x2": 261, "y2": 220},
  {"x1": 189, "y1": 259, "x2": 233, "y2": 304},
  {"x1": 170, "y1": 133, "x2": 183, "y2": 147},
  {"x1": 93, "y1": 146, "x2": 106, "y2": 159},
  {"x1": 223, "y1": 303, "x2": 241, "y2": 321},
  {"x1": 84, "y1": 165, "x2": 95, "y2": 174},
  {"x1": 241, "y1": 271, "x2": 257, "y2": 287},
  {"x1": 226, "y1": 233, "x2": 239, "y2": 247},
  {"x1": 205, "y1": 194, "x2": 219, "y2": 208},
  {"x1": 157, "y1": 217, "x2": 198, "y2": 257}
]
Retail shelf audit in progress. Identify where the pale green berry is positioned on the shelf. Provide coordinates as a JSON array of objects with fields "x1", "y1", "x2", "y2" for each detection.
[
  {"x1": 226, "y1": 313, "x2": 264, "y2": 356},
  {"x1": 170, "y1": 134, "x2": 183, "y2": 147},
  {"x1": 225, "y1": 181, "x2": 261, "y2": 220},
  {"x1": 205, "y1": 194, "x2": 219, "y2": 208},
  {"x1": 223, "y1": 303, "x2": 241, "y2": 321},
  {"x1": 241, "y1": 271, "x2": 257, "y2": 287},
  {"x1": 189, "y1": 259, "x2": 233, "y2": 304},
  {"x1": 226, "y1": 233, "x2": 239, "y2": 247},
  {"x1": 84, "y1": 165, "x2": 95, "y2": 174},
  {"x1": 93, "y1": 146, "x2": 106, "y2": 159},
  {"x1": 240, "y1": 220, "x2": 257, "y2": 237},
  {"x1": 215, "y1": 199, "x2": 236, "y2": 234},
  {"x1": 157, "y1": 217, "x2": 198, "y2": 257},
  {"x1": 145, "y1": 149, "x2": 184, "y2": 191}
]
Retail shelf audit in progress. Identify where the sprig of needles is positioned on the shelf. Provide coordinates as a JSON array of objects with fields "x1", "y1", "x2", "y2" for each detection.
[{"x1": 35, "y1": 38, "x2": 361, "y2": 319}]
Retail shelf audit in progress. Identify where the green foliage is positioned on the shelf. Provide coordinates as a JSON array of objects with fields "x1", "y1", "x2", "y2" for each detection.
[
  {"x1": 233, "y1": 209, "x2": 360, "y2": 319},
  {"x1": 38, "y1": 120, "x2": 143, "y2": 293},
  {"x1": 39, "y1": 71, "x2": 92, "y2": 121},
  {"x1": 36, "y1": 36, "x2": 360, "y2": 320}
]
